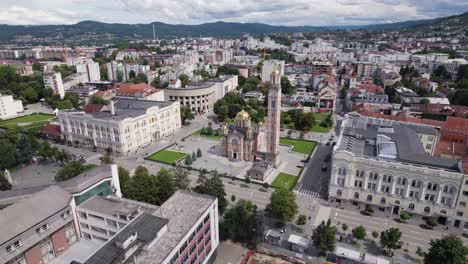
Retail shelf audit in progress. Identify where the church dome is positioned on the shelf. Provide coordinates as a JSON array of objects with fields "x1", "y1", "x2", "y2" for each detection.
[{"x1": 235, "y1": 110, "x2": 250, "y2": 120}]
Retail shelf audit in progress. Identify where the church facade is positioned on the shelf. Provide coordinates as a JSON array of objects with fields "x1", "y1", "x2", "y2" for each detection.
[{"x1": 219, "y1": 62, "x2": 282, "y2": 180}]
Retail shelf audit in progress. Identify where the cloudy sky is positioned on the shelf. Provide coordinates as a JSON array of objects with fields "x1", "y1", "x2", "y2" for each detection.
[{"x1": 0, "y1": 0, "x2": 466, "y2": 26}]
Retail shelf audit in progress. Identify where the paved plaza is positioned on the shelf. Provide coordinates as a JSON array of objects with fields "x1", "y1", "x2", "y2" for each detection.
[{"x1": 168, "y1": 135, "x2": 305, "y2": 182}]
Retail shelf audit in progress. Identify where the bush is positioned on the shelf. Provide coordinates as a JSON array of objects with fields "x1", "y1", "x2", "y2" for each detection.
[
  {"x1": 231, "y1": 195, "x2": 236, "y2": 202},
  {"x1": 400, "y1": 212, "x2": 411, "y2": 221},
  {"x1": 297, "y1": 215, "x2": 307, "y2": 225},
  {"x1": 426, "y1": 218, "x2": 438, "y2": 229},
  {"x1": 245, "y1": 177, "x2": 251, "y2": 183},
  {"x1": 365, "y1": 205, "x2": 374, "y2": 214},
  {"x1": 342, "y1": 224, "x2": 348, "y2": 231},
  {"x1": 352, "y1": 225, "x2": 366, "y2": 240},
  {"x1": 416, "y1": 246, "x2": 424, "y2": 257},
  {"x1": 263, "y1": 182, "x2": 269, "y2": 188},
  {"x1": 185, "y1": 155, "x2": 192, "y2": 165},
  {"x1": 372, "y1": 231, "x2": 379, "y2": 238},
  {"x1": 197, "y1": 148, "x2": 202, "y2": 157}
]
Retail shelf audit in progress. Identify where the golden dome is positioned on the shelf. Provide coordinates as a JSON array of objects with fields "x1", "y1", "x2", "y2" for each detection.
[{"x1": 235, "y1": 110, "x2": 250, "y2": 120}]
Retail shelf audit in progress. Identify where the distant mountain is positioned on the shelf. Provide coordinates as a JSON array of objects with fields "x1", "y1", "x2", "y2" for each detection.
[{"x1": 0, "y1": 12, "x2": 466, "y2": 43}]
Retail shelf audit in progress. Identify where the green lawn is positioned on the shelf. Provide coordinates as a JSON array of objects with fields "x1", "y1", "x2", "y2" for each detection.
[
  {"x1": 311, "y1": 124, "x2": 332, "y2": 133},
  {"x1": 280, "y1": 138, "x2": 317, "y2": 155},
  {"x1": 313, "y1": 112, "x2": 330, "y2": 121},
  {"x1": 147, "y1": 149, "x2": 187, "y2": 165},
  {"x1": 271, "y1": 172, "x2": 298, "y2": 190},
  {"x1": 194, "y1": 130, "x2": 222, "y2": 139},
  {"x1": 0, "y1": 113, "x2": 55, "y2": 131}
]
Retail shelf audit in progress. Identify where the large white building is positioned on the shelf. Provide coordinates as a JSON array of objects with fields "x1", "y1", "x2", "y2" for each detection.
[
  {"x1": 43, "y1": 72, "x2": 65, "y2": 99},
  {"x1": 0, "y1": 94, "x2": 23, "y2": 120},
  {"x1": 261, "y1": 60, "x2": 285, "y2": 83},
  {"x1": 76, "y1": 61, "x2": 101, "y2": 82},
  {"x1": 58, "y1": 99, "x2": 181, "y2": 155},
  {"x1": 329, "y1": 114, "x2": 465, "y2": 226},
  {"x1": 165, "y1": 75, "x2": 238, "y2": 113}
]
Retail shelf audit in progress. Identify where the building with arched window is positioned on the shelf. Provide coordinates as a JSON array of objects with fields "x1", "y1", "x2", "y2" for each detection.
[{"x1": 329, "y1": 114, "x2": 465, "y2": 227}]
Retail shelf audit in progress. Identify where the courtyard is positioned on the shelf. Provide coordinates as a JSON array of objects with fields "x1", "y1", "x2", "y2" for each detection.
[
  {"x1": 0, "y1": 113, "x2": 55, "y2": 131},
  {"x1": 159, "y1": 135, "x2": 306, "y2": 183}
]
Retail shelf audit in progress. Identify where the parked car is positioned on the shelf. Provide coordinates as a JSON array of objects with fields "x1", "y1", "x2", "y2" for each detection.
[{"x1": 321, "y1": 164, "x2": 328, "y2": 171}]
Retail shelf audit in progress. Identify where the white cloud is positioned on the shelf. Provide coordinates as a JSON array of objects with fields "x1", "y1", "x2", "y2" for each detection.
[{"x1": 0, "y1": 0, "x2": 465, "y2": 26}]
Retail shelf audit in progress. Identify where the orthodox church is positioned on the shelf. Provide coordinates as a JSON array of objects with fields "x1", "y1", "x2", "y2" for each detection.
[{"x1": 219, "y1": 63, "x2": 282, "y2": 181}]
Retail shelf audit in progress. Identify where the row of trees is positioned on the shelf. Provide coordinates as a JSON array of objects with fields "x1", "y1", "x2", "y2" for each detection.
[
  {"x1": 281, "y1": 109, "x2": 316, "y2": 131},
  {"x1": 0, "y1": 66, "x2": 51, "y2": 104},
  {"x1": 313, "y1": 220, "x2": 467, "y2": 263},
  {"x1": 0, "y1": 129, "x2": 39, "y2": 170}
]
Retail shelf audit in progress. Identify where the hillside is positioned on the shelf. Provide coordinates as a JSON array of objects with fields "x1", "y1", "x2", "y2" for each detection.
[{"x1": 0, "y1": 11, "x2": 466, "y2": 43}]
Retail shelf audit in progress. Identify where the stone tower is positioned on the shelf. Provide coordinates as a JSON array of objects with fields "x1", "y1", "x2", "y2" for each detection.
[{"x1": 266, "y1": 64, "x2": 282, "y2": 167}]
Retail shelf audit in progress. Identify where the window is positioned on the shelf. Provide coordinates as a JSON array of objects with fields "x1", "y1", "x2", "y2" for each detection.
[
  {"x1": 457, "y1": 211, "x2": 464, "y2": 217},
  {"x1": 460, "y1": 202, "x2": 466, "y2": 207},
  {"x1": 354, "y1": 192, "x2": 359, "y2": 199},
  {"x1": 78, "y1": 211, "x2": 87, "y2": 219},
  {"x1": 409, "y1": 203, "x2": 415, "y2": 210},
  {"x1": 380, "y1": 197, "x2": 386, "y2": 204},
  {"x1": 367, "y1": 195, "x2": 373, "y2": 201},
  {"x1": 40, "y1": 238, "x2": 55, "y2": 263},
  {"x1": 337, "y1": 189, "x2": 342, "y2": 196},
  {"x1": 6, "y1": 245, "x2": 13, "y2": 253},
  {"x1": 90, "y1": 226, "x2": 108, "y2": 235},
  {"x1": 5, "y1": 254, "x2": 26, "y2": 264},
  {"x1": 65, "y1": 223, "x2": 77, "y2": 245},
  {"x1": 82, "y1": 232, "x2": 91, "y2": 240},
  {"x1": 88, "y1": 214, "x2": 104, "y2": 221},
  {"x1": 106, "y1": 219, "x2": 117, "y2": 228},
  {"x1": 424, "y1": 206, "x2": 430, "y2": 213}
]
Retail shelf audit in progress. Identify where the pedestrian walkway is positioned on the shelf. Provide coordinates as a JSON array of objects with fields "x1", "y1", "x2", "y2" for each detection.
[
  {"x1": 313, "y1": 205, "x2": 331, "y2": 227},
  {"x1": 296, "y1": 188, "x2": 320, "y2": 198}
]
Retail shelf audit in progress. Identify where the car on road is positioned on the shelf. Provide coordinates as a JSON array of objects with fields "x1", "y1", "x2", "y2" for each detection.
[{"x1": 321, "y1": 163, "x2": 328, "y2": 171}]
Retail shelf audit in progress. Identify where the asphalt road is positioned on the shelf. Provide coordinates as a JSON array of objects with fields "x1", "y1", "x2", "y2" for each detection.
[{"x1": 296, "y1": 143, "x2": 333, "y2": 198}]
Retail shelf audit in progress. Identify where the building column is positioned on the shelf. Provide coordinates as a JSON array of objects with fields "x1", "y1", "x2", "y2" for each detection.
[
  {"x1": 405, "y1": 184, "x2": 411, "y2": 198},
  {"x1": 390, "y1": 181, "x2": 396, "y2": 195},
  {"x1": 377, "y1": 177, "x2": 383, "y2": 192},
  {"x1": 436, "y1": 189, "x2": 443, "y2": 205},
  {"x1": 420, "y1": 184, "x2": 427, "y2": 201},
  {"x1": 363, "y1": 175, "x2": 369, "y2": 190}
]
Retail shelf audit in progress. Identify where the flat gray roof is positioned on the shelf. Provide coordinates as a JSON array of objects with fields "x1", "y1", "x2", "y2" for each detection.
[
  {"x1": 0, "y1": 186, "x2": 71, "y2": 246},
  {"x1": 78, "y1": 196, "x2": 158, "y2": 217},
  {"x1": 136, "y1": 190, "x2": 216, "y2": 264},
  {"x1": 83, "y1": 213, "x2": 168, "y2": 264},
  {"x1": 338, "y1": 116, "x2": 461, "y2": 172}
]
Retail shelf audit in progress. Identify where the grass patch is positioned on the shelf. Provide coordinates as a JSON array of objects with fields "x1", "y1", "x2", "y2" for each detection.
[
  {"x1": 147, "y1": 149, "x2": 187, "y2": 165},
  {"x1": 280, "y1": 138, "x2": 317, "y2": 155},
  {"x1": 0, "y1": 113, "x2": 55, "y2": 131},
  {"x1": 271, "y1": 172, "x2": 298, "y2": 190},
  {"x1": 313, "y1": 112, "x2": 330, "y2": 121},
  {"x1": 310, "y1": 124, "x2": 332, "y2": 133},
  {"x1": 193, "y1": 130, "x2": 222, "y2": 139}
]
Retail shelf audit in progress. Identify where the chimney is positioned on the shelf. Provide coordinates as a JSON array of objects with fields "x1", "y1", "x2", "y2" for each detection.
[{"x1": 109, "y1": 100, "x2": 116, "y2": 115}]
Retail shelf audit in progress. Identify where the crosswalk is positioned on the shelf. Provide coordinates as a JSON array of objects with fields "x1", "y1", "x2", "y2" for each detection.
[{"x1": 296, "y1": 188, "x2": 321, "y2": 198}]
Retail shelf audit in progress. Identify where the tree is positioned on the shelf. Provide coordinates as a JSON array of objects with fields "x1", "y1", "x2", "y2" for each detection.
[
  {"x1": 154, "y1": 168, "x2": 176, "y2": 203},
  {"x1": 100, "y1": 152, "x2": 113, "y2": 164},
  {"x1": 216, "y1": 65, "x2": 239, "y2": 76},
  {"x1": 450, "y1": 89, "x2": 468, "y2": 107},
  {"x1": 352, "y1": 225, "x2": 366, "y2": 240},
  {"x1": 171, "y1": 166, "x2": 190, "y2": 190},
  {"x1": 426, "y1": 217, "x2": 438, "y2": 229},
  {"x1": 297, "y1": 215, "x2": 307, "y2": 225},
  {"x1": 193, "y1": 171, "x2": 228, "y2": 213},
  {"x1": 342, "y1": 224, "x2": 348, "y2": 232},
  {"x1": 118, "y1": 167, "x2": 134, "y2": 198},
  {"x1": 56, "y1": 100, "x2": 74, "y2": 110},
  {"x1": 88, "y1": 95, "x2": 109, "y2": 105},
  {"x1": 197, "y1": 148, "x2": 202, "y2": 157},
  {"x1": 265, "y1": 188, "x2": 298, "y2": 222},
  {"x1": 185, "y1": 155, "x2": 193, "y2": 165},
  {"x1": 180, "y1": 105, "x2": 194, "y2": 124},
  {"x1": 372, "y1": 231, "x2": 379, "y2": 239},
  {"x1": 192, "y1": 152, "x2": 197, "y2": 162},
  {"x1": 287, "y1": 130, "x2": 292, "y2": 138},
  {"x1": 400, "y1": 212, "x2": 411, "y2": 222},
  {"x1": 281, "y1": 76, "x2": 295, "y2": 95},
  {"x1": 420, "y1": 98, "x2": 430, "y2": 104},
  {"x1": 64, "y1": 92, "x2": 80, "y2": 109},
  {"x1": 222, "y1": 199, "x2": 263, "y2": 245},
  {"x1": 129, "y1": 70, "x2": 136, "y2": 79},
  {"x1": 380, "y1": 227, "x2": 403, "y2": 256},
  {"x1": 133, "y1": 72, "x2": 148, "y2": 84},
  {"x1": 312, "y1": 219, "x2": 337, "y2": 256},
  {"x1": 0, "y1": 140, "x2": 18, "y2": 169},
  {"x1": 38, "y1": 141, "x2": 54, "y2": 161},
  {"x1": 179, "y1": 74, "x2": 190, "y2": 88},
  {"x1": 0, "y1": 171, "x2": 12, "y2": 191},
  {"x1": 55, "y1": 161, "x2": 94, "y2": 182},
  {"x1": 424, "y1": 234, "x2": 468, "y2": 264},
  {"x1": 131, "y1": 166, "x2": 160, "y2": 205}
]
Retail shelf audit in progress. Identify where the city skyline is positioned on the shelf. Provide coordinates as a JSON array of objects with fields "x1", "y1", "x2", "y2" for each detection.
[{"x1": 0, "y1": 0, "x2": 467, "y2": 26}]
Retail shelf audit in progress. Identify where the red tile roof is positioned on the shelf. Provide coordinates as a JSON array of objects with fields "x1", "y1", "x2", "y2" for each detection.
[
  {"x1": 117, "y1": 83, "x2": 161, "y2": 97},
  {"x1": 443, "y1": 116, "x2": 468, "y2": 135},
  {"x1": 40, "y1": 124, "x2": 61, "y2": 137},
  {"x1": 83, "y1": 104, "x2": 105, "y2": 113}
]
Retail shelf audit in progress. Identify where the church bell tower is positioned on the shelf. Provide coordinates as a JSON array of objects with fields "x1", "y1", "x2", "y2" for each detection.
[{"x1": 266, "y1": 64, "x2": 281, "y2": 167}]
